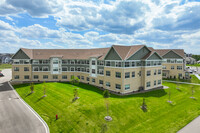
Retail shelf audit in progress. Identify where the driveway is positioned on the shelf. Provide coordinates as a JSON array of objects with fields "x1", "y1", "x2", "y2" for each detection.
[{"x1": 0, "y1": 69, "x2": 48, "y2": 133}]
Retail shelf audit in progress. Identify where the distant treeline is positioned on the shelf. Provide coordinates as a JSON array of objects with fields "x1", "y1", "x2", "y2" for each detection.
[{"x1": 192, "y1": 55, "x2": 200, "y2": 61}]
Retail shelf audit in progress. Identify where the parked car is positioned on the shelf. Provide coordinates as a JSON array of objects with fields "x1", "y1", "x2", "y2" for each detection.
[{"x1": 0, "y1": 73, "x2": 4, "y2": 77}]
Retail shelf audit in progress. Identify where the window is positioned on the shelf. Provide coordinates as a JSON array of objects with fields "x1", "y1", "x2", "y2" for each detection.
[
  {"x1": 137, "y1": 61, "x2": 141, "y2": 66},
  {"x1": 163, "y1": 73, "x2": 166, "y2": 76},
  {"x1": 62, "y1": 67, "x2": 68, "y2": 72},
  {"x1": 115, "y1": 72, "x2": 121, "y2": 78},
  {"x1": 53, "y1": 60, "x2": 59, "y2": 64},
  {"x1": 106, "y1": 82, "x2": 110, "y2": 87},
  {"x1": 43, "y1": 67, "x2": 49, "y2": 71},
  {"x1": 62, "y1": 60, "x2": 68, "y2": 64},
  {"x1": 178, "y1": 73, "x2": 182, "y2": 78},
  {"x1": 99, "y1": 80, "x2": 103, "y2": 85},
  {"x1": 132, "y1": 72, "x2": 135, "y2": 78},
  {"x1": 171, "y1": 59, "x2": 175, "y2": 63},
  {"x1": 106, "y1": 61, "x2": 111, "y2": 66},
  {"x1": 116, "y1": 62, "x2": 122, "y2": 67},
  {"x1": 154, "y1": 80, "x2": 156, "y2": 86},
  {"x1": 154, "y1": 70, "x2": 157, "y2": 75},
  {"x1": 24, "y1": 75, "x2": 29, "y2": 79},
  {"x1": 33, "y1": 60, "x2": 39, "y2": 64},
  {"x1": 158, "y1": 69, "x2": 161, "y2": 74},
  {"x1": 77, "y1": 67, "x2": 81, "y2": 71},
  {"x1": 146, "y1": 61, "x2": 151, "y2": 66},
  {"x1": 92, "y1": 60, "x2": 96, "y2": 65},
  {"x1": 99, "y1": 69, "x2": 104, "y2": 75},
  {"x1": 138, "y1": 71, "x2": 141, "y2": 76},
  {"x1": 147, "y1": 71, "x2": 151, "y2": 76},
  {"x1": 77, "y1": 76, "x2": 80, "y2": 79},
  {"x1": 86, "y1": 68, "x2": 89, "y2": 73},
  {"x1": 77, "y1": 60, "x2": 81, "y2": 64},
  {"x1": 70, "y1": 60, "x2": 75, "y2": 64},
  {"x1": 14, "y1": 67, "x2": 19, "y2": 71},
  {"x1": 177, "y1": 59, "x2": 183, "y2": 63},
  {"x1": 146, "y1": 82, "x2": 151, "y2": 87},
  {"x1": 131, "y1": 62, "x2": 135, "y2": 67},
  {"x1": 125, "y1": 72, "x2": 130, "y2": 78},
  {"x1": 43, "y1": 75, "x2": 48, "y2": 79},
  {"x1": 33, "y1": 75, "x2": 38, "y2": 79},
  {"x1": 86, "y1": 60, "x2": 89, "y2": 64},
  {"x1": 98, "y1": 61, "x2": 104, "y2": 66},
  {"x1": 125, "y1": 84, "x2": 130, "y2": 90},
  {"x1": 87, "y1": 77, "x2": 90, "y2": 81},
  {"x1": 14, "y1": 75, "x2": 19, "y2": 79},
  {"x1": 43, "y1": 60, "x2": 49, "y2": 64},
  {"x1": 158, "y1": 80, "x2": 161, "y2": 85},
  {"x1": 70, "y1": 67, "x2": 75, "y2": 71},
  {"x1": 81, "y1": 67, "x2": 85, "y2": 72},
  {"x1": 171, "y1": 66, "x2": 174, "y2": 69},
  {"x1": 53, "y1": 68, "x2": 58, "y2": 71},
  {"x1": 62, "y1": 75, "x2": 67, "y2": 79},
  {"x1": 106, "y1": 71, "x2": 111, "y2": 76},
  {"x1": 162, "y1": 66, "x2": 166, "y2": 69},
  {"x1": 92, "y1": 69, "x2": 96, "y2": 74},
  {"x1": 81, "y1": 76, "x2": 84, "y2": 80},
  {"x1": 24, "y1": 60, "x2": 29, "y2": 64},
  {"x1": 53, "y1": 75, "x2": 58, "y2": 79},
  {"x1": 92, "y1": 78, "x2": 95, "y2": 83},
  {"x1": 177, "y1": 66, "x2": 182, "y2": 70},
  {"x1": 33, "y1": 67, "x2": 39, "y2": 71},
  {"x1": 116, "y1": 84, "x2": 121, "y2": 89},
  {"x1": 125, "y1": 62, "x2": 130, "y2": 67}
]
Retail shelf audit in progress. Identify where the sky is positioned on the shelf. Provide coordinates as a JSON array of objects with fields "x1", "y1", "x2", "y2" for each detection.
[{"x1": 0, "y1": 0, "x2": 200, "y2": 54}]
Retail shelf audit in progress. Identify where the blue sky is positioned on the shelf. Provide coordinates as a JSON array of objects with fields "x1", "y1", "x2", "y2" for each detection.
[{"x1": 0, "y1": 0, "x2": 200, "y2": 54}]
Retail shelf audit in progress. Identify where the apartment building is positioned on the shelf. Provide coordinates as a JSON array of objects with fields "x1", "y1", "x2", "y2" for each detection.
[
  {"x1": 153, "y1": 49, "x2": 188, "y2": 79},
  {"x1": 11, "y1": 45, "x2": 186, "y2": 94}
]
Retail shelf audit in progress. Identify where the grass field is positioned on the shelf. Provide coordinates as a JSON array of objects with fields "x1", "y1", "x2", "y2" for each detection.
[
  {"x1": 186, "y1": 64, "x2": 200, "y2": 67},
  {"x1": 14, "y1": 82, "x2": 200, "y2": 133},
  {"x1": 0, "y1": 64, "x2": 12, "y2": 70}
]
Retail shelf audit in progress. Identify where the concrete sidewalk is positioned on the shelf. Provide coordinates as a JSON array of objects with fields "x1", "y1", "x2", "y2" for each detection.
[
  {"x1": 163, "y1": 80, "x2": 200, "y2": 86},
  {"x1": 178, "y1": 116, "x2": 200, "y2": 133},
  {"x1": 195, "y1": 74, "x2": 200, "y2": 80}
]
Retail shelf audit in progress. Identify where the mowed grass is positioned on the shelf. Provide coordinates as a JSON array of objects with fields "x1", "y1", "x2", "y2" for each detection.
[
  {"x1": 14, "y1": 82, "x2": 200, "y2": 133},
  {"x1": 164, "y1": 75, "x2": 200, "y2": 84},
  {"x1": 0, "y1": 64, "x2": 12, "y2": 70},
  {"x1": 186, "y1": 64, "x2": 200, "y2": 67}
]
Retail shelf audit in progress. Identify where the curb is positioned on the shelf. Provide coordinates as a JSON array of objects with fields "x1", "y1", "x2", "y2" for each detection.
[{"x1": 8, "y1": 81, "x2": 50, "y2": 133}]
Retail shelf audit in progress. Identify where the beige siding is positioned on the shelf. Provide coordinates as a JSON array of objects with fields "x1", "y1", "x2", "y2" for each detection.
[{"x1": 162, "y1": 63, "x2": 185, "y2": 78}]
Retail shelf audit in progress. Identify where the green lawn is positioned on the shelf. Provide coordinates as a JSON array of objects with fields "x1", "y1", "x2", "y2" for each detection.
[
  {"x1": 14, "y1": 82, "x2": 200, "y2": 133},
  {"x1": 0, "y1": 64, "x2": 12, "y2": 70},
  {"x1": 186, "y1": 64, "x2": 200, "y2": 67}
]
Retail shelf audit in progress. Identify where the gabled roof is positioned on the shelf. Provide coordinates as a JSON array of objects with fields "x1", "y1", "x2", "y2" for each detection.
[
  {"x1": 149, "y1": 48, "x2": 185, "y2": 58},
  {"x1": 141, "y1": 51, "x2": 162, "y2": 60},
  {"x1": 112, "y1": 45, "x2": 145, "y2": 60},
  {"x1": 20, "y1": 48, "x2": 110, "y2": 60}
]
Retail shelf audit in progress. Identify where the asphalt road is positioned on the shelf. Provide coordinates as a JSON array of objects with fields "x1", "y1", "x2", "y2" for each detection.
[{"x1": 0, "y1": 69, "x2": 48, "y2": 133}]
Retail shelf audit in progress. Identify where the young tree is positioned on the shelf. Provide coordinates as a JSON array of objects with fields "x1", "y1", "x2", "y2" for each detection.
[
  {"x1": 190, "y1": 86, "x2": 195, "y2": 99},
  {"x1": 70, "y1": 75, "x2": 80, "y2": 85},
  {"x1": 168, "y1": 87, "x2": 172, "y2": 103},
  {"x1": 30, "y1": 82, "x2": 34, "y2": 93},
  {"x1": 176, "y1": 83, "x2": 180, "y2": 90},
  {"x1": 103, "y1": 90, "x2": 112, "y2": 121},
  {"x1": 73, "y1": 88, "x2": 79, "y2": 100},
  {"x1": 141, "y1": 98, "x2": 147, "y2": 111},
  {"x1": 43, "y1": 81, "x2": 47, "y2": 97}
]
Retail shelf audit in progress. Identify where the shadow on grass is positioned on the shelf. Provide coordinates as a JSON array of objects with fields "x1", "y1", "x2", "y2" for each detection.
[
  {"x1": 59, "y1": 82, "x2": 167, "y2": 98},
  {"x1": 25, "y1": 92, "x2": 32, "y2": 97},
  {"x1": 35, "y1": 96, "x2": 45, "y2": 103}
]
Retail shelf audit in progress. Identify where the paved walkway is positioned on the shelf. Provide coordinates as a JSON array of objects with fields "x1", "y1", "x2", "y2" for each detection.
[
  {"x1": 0, "y1": 69, "x2": 49, "y2": 133},
  {"x1": 195, "y1": 74, "x2": 200, "y2": 80},
  {"x1": 163, "y1": 80, "x2": 200, "y2": 86}
]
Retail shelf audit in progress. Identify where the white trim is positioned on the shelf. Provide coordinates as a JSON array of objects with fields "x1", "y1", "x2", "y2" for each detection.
[{"x1": 8, "y1": 82, "x2": 49, "y2": 133}]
